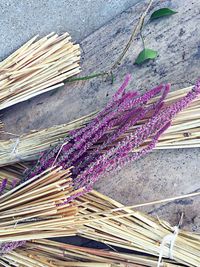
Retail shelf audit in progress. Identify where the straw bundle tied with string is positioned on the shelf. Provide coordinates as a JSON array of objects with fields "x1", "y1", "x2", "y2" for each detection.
[
  {"x1": 0, "y1": 112, "x2": 95, "y2": 167},
  {"x1": 0, "y1": 188, "x2": 199, "y2": 266},
  {"x1": 1, "y1": 239, "x2": 183, "y2": 267},
  {"x1": 0, "y1": 163, "x2": 199, "y2": 266},
  {"x1": 76, "y1": 191, "x2": 200, "y2": 267},
  {"x1": 0, "y1": 81, "x2": 199, "y2": 167},
  {"x1": 0, "y1": 32, "x2": 80, "y2": 110}
]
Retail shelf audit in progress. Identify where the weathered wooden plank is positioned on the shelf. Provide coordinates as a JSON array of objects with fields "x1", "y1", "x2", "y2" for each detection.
[{"x1": 2, "y1": 0, "x2": 200, "y2": 230}]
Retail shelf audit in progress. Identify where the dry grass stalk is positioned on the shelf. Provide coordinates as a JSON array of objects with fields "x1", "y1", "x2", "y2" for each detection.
[
  {"x1": 1, "y1": 239, "x2": 182, "y2": 267},
  {"x1": 0, "y1": 167, "x2": 84, "y2": 243},
  {"x1": 75, "y1": 191, "x2": 200, "y2": 267},
  {"x1": 0, "y1": 32, "x2": 80, "y2": 110}
]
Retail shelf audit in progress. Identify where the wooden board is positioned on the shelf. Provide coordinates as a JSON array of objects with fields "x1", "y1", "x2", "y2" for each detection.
[{"x1": 1, "y1": 0, "x2": 200, "y2": 230}]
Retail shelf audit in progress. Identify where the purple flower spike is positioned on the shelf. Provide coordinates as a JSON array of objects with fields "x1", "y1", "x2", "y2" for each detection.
[
  {"x1": 11, "y1": 178, "x2": 19, "y2": 189},
  {"x1": 0, "y1": 240, "x2": 26, "y2": 255},
  {"x1": 0, "y1": 179, "x2": 7, "y2": 195},
  {"x1": 112, "y1": 73, "x2": 131, "y2": 101}
]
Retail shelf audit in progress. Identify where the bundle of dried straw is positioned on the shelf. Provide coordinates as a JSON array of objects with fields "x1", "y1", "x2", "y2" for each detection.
[
  {"x1": 0, "y1": 83, "x2": 199, "y2": 168},
  {"x1": 1, "y1": 239, "x2": 183, "y2": 267},
  {"x1": 0, "y1": 112, "x2": 95, "y2": 167},
  {"x1": 76, "y1": 191, "x2": 200, "y2": 267},
  {"x1": 0, "y1": 188, "x2": 199, "y2": 266},
  {"x1": 0, "y1": 167, "x2": 84, "y2": 252},
  {"x1": 0, "y1": 32, "x2": 80, "y2": 110}
]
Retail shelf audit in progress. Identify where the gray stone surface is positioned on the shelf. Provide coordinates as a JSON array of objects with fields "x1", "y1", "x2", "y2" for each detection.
[
  {"x1": 0, "y1": 0, "x2": 139, "y2": 59},
  {"x1": 1, "y1": 0, "x2": 200, "y2": 230}
]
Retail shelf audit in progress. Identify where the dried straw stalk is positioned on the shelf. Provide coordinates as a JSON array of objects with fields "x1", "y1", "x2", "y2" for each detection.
[
  {"x1": 0, "y1": 84, "x2": 199, "y2": 168},
  {"x1": 0, "y1": 167, "x2": 84, "y2": 244},
  {"x1": 0, "y1": 32, "x2": 80, "y2": 110},
  {"x1": 1, "y1": 239, "x2": 182, "y2": 267},
  {"x1": 75, "y1": 191, "x2": 200, "y2": 267}
]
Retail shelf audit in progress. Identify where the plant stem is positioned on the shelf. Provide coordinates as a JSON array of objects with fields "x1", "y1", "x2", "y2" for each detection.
[{"x1": 110, "y1": 0, "x2": 153, "y2": 70}]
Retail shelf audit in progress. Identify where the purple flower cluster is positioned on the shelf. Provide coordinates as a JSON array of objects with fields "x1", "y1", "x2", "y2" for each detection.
[
  {"x1": 0, "y1": 179, "x2": 7, "y2": 195},
  {"x1": 0, "y1": 177, "x2": 20, "y2": 195},
  {"x1": 25, "y1": 76, "x2": 200, "y2": 198},
  {"x1": 0, "y1": 240, "x2": 26, "y2": 255}
]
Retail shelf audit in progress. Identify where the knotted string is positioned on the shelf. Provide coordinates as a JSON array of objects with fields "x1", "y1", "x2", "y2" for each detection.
[
  {"x1": 10, "y1": 138, "x2": 21, "y2": 160},
  {"x1": 157, "y1": 225, "x2": 179, "y2": 267}
]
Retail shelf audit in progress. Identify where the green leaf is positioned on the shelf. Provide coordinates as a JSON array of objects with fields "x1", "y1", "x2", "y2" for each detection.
[
  {"x1": 150, "y1": 8, "x2": 177, "y2": 20},
  {"x1": 135, "y1": 48, "x2": 158, "y2": 65}
]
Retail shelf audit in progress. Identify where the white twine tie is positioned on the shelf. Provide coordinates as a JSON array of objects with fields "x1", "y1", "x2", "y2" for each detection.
[
  {"x1": 11, "y1": 138, "x2": 20, "y2": 160},
  {"x1": 157, "y1": 225, "x2": 179, "y2": 267}
]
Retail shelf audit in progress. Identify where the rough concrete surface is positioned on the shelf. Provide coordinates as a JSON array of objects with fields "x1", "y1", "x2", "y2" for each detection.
[
  {"x1": 1, "y1": 0, "x2": 200, "y2": 231},
  {"x1": 0, "y1": 0, "x2": 139, "y2": 59}
]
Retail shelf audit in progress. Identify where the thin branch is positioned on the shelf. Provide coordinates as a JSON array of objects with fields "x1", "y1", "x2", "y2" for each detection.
[{"x1": 111, "y1": 0, "x2": 154, "y2": 70}]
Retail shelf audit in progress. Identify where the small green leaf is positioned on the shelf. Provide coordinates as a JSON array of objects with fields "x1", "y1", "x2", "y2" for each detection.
[
  {"x1": 135, "y1": 48, "x2": 158, "y2": 65},
  {"x1": 150, "y1": 8, "x2": 177, "y2": 20}
]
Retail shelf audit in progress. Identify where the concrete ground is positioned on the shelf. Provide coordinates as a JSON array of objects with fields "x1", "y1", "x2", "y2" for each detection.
[
  {"x1": 1, "y1": 0, "x2": 200, "y2": 233},
  {"x1": 0, "y1": 0, "x2": 139, "y2": 59}
]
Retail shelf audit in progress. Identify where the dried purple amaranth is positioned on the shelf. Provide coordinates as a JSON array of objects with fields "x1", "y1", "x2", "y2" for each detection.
[
  {"x1": 0, "y1": 179, "x2": 7, "y2": 195},
  {"x1": 26, "y1": 76, "x2": 200, "y2": 198},
  {"x1": 0, "y1": 177, "x2": 20, "y2": 195},
  {"x1": 0, "y1": 240, "x2": 26, "y2": 255}
]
